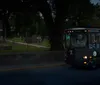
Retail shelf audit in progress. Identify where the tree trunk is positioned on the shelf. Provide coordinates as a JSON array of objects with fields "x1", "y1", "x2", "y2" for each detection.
[
  {"x1": 39, "y1": 0, "x2": 67, "y2": 51},
  {"x1": 40, "y1": 1, "x2": 64, "y2": 51},
  {"x1": 49, "y1": 33, "x2": 64, "y2": 51},
  {"x1": 2, "y1": 20, "x2": 6, "y2": 40},
  {"x1": 2, "y1": 12, "x2": 11, "y2": 38}
]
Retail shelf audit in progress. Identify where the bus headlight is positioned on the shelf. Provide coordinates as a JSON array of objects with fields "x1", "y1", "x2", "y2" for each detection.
[
  {"x1": 90, "y1": 56, "x2": 92, "y2": 59},
  {"x1": 84, "y1": 62, "x2": 87, "y2": 64},
  {"x1": 83, "y1": 56, "x2": 87, "y2": 59}
]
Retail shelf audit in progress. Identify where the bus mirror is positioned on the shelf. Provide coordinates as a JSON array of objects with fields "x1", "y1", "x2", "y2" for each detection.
[{"x1": 93, "y1": 51, "x2": 97, "y2": 56}]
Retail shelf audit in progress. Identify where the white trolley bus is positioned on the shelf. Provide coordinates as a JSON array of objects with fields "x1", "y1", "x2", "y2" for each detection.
[{"x1": 64, "y1": 27, "x2": 100, "y2": 68}]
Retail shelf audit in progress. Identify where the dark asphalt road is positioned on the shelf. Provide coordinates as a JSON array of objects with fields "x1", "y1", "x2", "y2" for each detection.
[{"x1": 0, "y1": 65, "x2": 100, "y2": 85}]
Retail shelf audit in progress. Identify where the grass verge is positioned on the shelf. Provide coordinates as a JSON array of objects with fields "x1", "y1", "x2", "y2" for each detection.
[
  {"x1": 0, "y1": 42, "x2": 49, "y2": 53},
  {"x1": 8, "y1": 37, "x2": 24, "y2": 42},
  {"x1": 38, "y1": 40, "x2": 50, "y2": 47},
  {"x1": 8, "y1": 37, "x2": 50, "y2": 47}
]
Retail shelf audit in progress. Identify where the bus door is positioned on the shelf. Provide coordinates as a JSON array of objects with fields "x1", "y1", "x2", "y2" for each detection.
[
  {"x1": 65, "y1": 32, "x2": 75, "y2": 64},
  {"x1": 89, "y1": 33, "x2": 100, "y2": 64},
  {"x1": 89, "y1": 33, "x2": 100, "y2": 49}
]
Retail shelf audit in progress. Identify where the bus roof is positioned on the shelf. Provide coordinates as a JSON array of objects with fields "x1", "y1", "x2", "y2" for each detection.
[
  {"x1": 66, "y1": 27, "x2": 100, "y2": 30},
  {"x1": 65, "y1": 27, "x2": 100, "y2": 32},
  {"x1": 66, "y1": 28, "x2": 86, "y2": 30}
]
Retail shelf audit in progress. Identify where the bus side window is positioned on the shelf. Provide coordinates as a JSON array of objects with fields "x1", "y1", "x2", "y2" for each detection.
[
  {"x1": 98, "y1": 34, "x2": 100, "y2": 43},
  {"x1": 96, "y1": 33, "x2": 100, "y2": 48}
]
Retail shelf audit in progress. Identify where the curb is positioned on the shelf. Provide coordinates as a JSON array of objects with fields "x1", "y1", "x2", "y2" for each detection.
[{"x1": 0, "y1": 63, "x2": 67, "y2": 72}]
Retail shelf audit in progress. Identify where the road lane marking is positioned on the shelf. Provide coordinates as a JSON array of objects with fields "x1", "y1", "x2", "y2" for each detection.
[{"x1": 0, "y1": 63, "x2": 67, "y2": 72}]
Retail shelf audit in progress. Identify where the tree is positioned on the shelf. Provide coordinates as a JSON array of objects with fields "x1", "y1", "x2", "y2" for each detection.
[
  {"x1": 38, "y1": 0, "x2": 94, "y2": 50},
  {"x1": 0, "y1": 0, "x2": 95, "y2": 50}
]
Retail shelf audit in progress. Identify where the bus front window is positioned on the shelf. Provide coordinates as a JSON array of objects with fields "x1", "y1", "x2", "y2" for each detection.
[{"x1": 71, "y1": 33, "x2": 87, "y2": 47}]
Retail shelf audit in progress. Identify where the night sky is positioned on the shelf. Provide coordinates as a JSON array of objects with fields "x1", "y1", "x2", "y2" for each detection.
[{"x1": 91, "y1": 0, "x2": 100, "y2": 4}]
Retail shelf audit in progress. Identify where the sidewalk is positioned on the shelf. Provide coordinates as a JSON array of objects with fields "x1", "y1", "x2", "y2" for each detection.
[{"x1": 6, "y1": 40, "x2": 49, "y2": 48}]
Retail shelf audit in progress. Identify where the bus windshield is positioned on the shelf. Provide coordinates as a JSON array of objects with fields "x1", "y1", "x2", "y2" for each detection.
[{"x1": 71, "y1": 33, "x2": 87, "y2": 47}]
